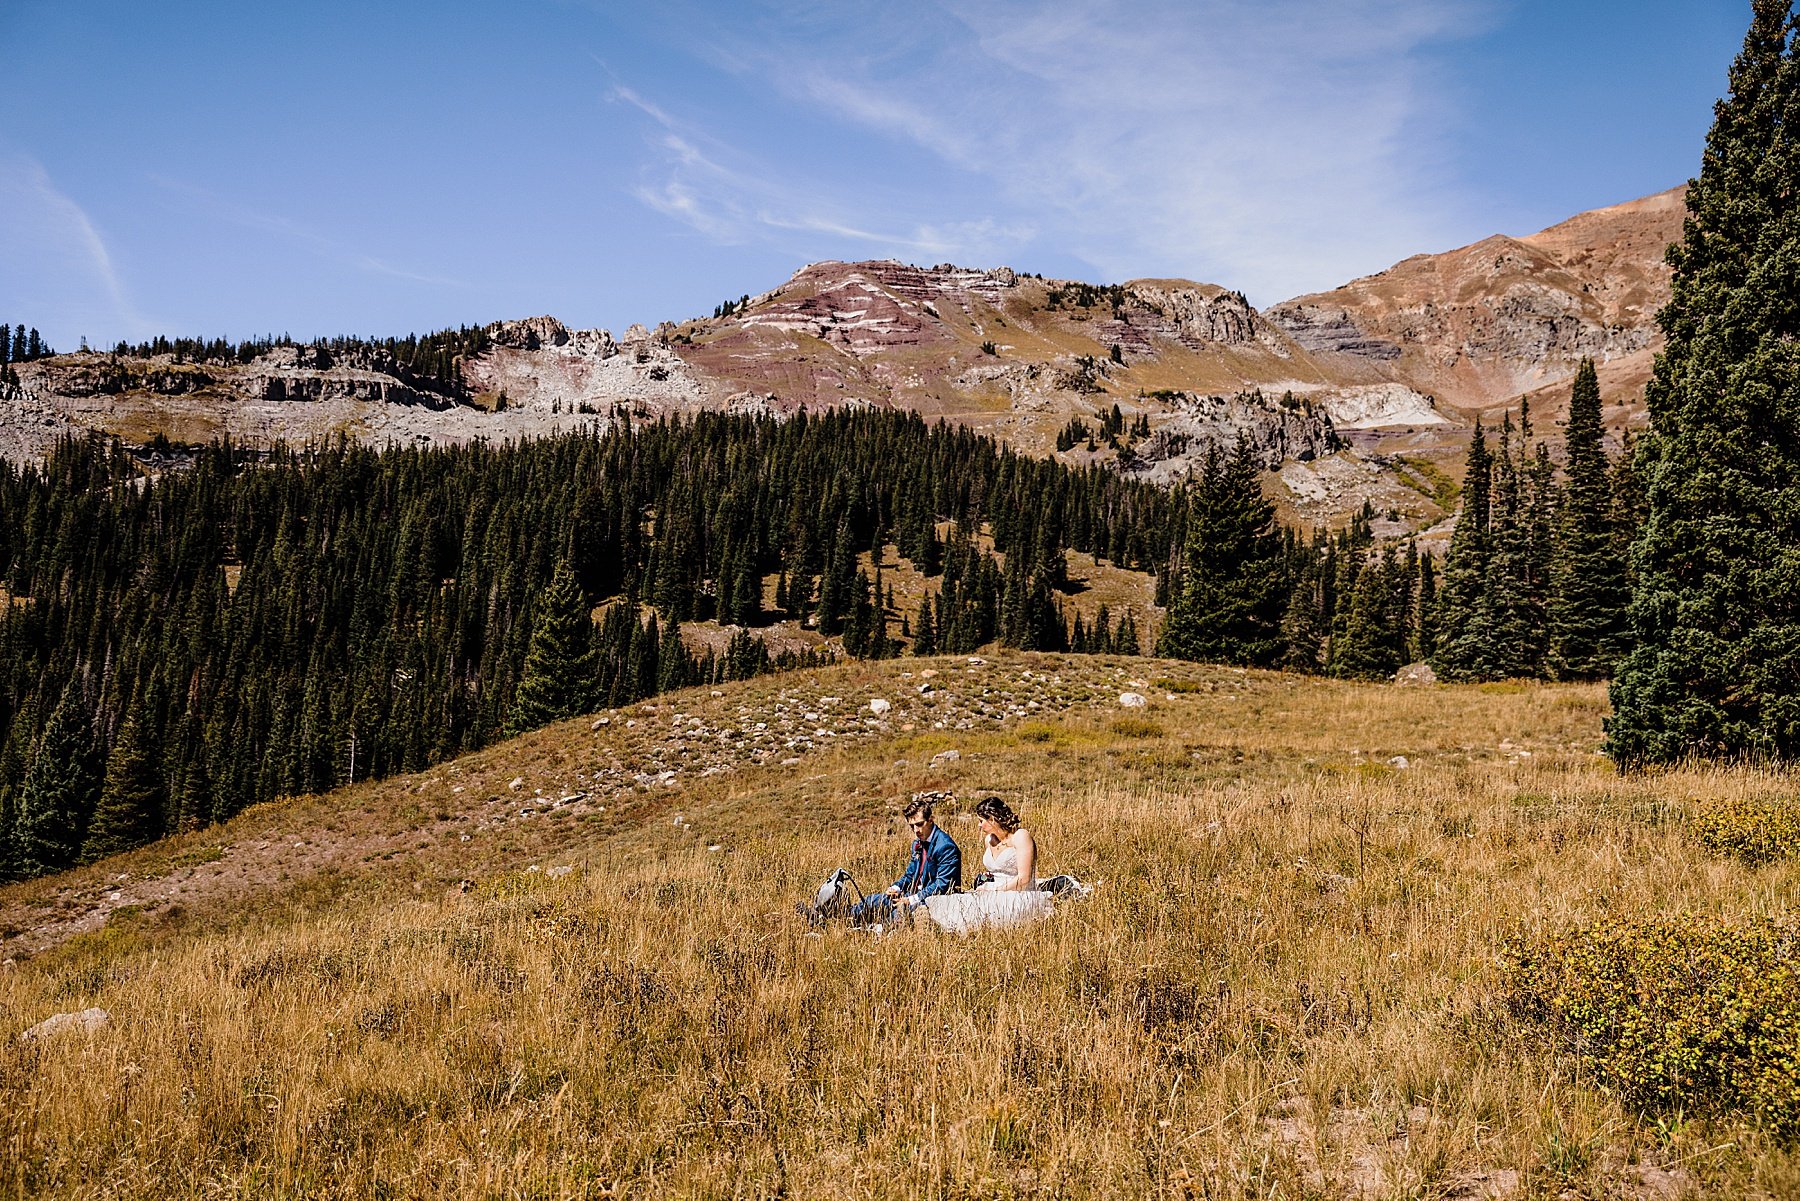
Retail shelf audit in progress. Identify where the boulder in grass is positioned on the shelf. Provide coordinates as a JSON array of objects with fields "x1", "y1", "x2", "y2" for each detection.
[
  {"x1": 1118, "y1": 692, "x2": 1148, "y2": 708},
  {"x1": 1394, "y1": 662, "x2": 1437, "y2": 687},
  {"x1": 868, "y1": 698, "x2": 892, "y2": 716},
  {"x1": 21, "y1": 1007, "x2": 109, "y2": 1043}
]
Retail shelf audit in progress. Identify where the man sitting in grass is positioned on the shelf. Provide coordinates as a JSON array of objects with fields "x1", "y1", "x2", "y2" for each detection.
[{"x1": 800, "y1": 794, "x2": 962, "y2": 928}]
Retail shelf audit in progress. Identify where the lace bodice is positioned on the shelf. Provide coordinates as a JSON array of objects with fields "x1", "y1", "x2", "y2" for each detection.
[{"x1": 983, "y1": 839, "x2": 1023, "y2": 882}]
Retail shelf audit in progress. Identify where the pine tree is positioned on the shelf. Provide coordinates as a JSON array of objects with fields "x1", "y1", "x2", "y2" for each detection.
[
  {"x1": 816, "y1": 520, "x2": 856, "y2": 634},
  {"x1": 1611, "y1": 2, "x2": 1800, "y2": 763},
  {"x1": 1548, "y1": 358, "x2": 1629, "y2": 678},
  {"x1": 1330, "y1": 551, "x2": 1403, "y2": 680},
  {"x1": 508, "y1": 562, "x2": 598, "y2": 735},
  {"x1": 16, "y1": 690, "x2": 98, "y2": 876},
  {"x1": 912, "y1": 593, "x2": 938, "y2": 656},
  {"x1": 1156, "y1": 439, "x2": 1285, "y2": 666},
  {"x1": 1278, "y1": 569, "x2": 1326, "y2": 673},
  {"x1": 82, "y1": 714, "x2": 165, "y2": 862},
  {"x1": 1433, "y1": 421, "x2": 1500, "y2": 680},
  {"x1": 1115, "y1": 609, "x2": 1140, "y2": 655},
  {"x1": 1485, "y1": 416, "x2": 1539, "y2": 678}
]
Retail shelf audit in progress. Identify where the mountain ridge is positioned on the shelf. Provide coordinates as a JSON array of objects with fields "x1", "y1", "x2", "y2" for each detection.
[{"x1": 2, "y1": 186, "x2": 1686, "y2": 528}]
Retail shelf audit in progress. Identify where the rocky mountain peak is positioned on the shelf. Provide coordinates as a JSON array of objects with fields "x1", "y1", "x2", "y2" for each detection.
[{"x1": 489, "y1": 316, "x2": 572, "y2": 351}]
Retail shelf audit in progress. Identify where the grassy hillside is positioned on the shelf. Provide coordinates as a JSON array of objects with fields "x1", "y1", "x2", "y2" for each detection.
[{"x1": 2, "y1": 654, "x2": 1797, "y2": 1198}]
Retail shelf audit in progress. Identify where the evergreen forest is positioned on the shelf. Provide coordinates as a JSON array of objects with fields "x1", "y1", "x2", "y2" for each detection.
[{"x1": 0, "y1": 410, "x2": 1182, "y2": 881}]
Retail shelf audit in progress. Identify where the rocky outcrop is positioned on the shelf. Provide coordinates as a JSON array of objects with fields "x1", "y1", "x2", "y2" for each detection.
[
  {"x1": 489, "y1": 316, "x2": 572, "y2": 351},
  {"x1": 1302, "y1": 383, "x2": 1449, "y2": 429},
  {"x1": 25, "y1": 357, "x2": 217, "y2": 398},
  {"x1": 1121, "y1": 390, "x2": 1340, "y2": 481},
  {"x1": 1124, "y1": 283, "x2": 1264, "y2": 347},
  {"x1": 1263, "y1": 303, "x2": 1401, "y2": 359},
  {"x1": 241, "y1": 346, "x2": 449, "y2": 409},
  {"x1": 1458, "y1": 282, "x2": 1654, "y2": 363}
]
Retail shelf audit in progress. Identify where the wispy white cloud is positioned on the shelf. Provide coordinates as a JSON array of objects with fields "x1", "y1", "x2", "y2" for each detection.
[
  {"x1": 618, "y1": 0, "x2": 1494, "y2": 303},
  {"x1": 0, "y1": 156, "x2": 154, "y2": 342},
  {"x1": 607, "y1": 70, "x2": 1036, "y2": 265},
  {"x1": 148, "y1": 176, "x2": 469, "y2": 289}
]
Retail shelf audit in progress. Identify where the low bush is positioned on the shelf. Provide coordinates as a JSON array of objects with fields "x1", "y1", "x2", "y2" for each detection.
[
  {"x1": 1505, "y1": 918, "x2": 1800, "y2": 1136},
  {"x1": 1692, "y1": 797, "x2": 1800, "y2": 863}
]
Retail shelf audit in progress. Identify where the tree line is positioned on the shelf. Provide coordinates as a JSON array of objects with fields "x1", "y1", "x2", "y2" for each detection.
[
  {"x1": 1151, "y1": 361, "x2": 1643, "y2": 686},
  {"x1": 101, "y1": 325, "x2": 493, "y2": 401},
  {"x1": 1, "y1": 322, "x2": 54, "y2": 387},
  {"x1": 0, "y1": 410, "x2": 1181, "y2": 881}
]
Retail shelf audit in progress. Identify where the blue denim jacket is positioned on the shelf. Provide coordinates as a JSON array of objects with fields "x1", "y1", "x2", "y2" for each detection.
[{"x1": 895, "y1": 824, "x2": 962, "y2": 899}]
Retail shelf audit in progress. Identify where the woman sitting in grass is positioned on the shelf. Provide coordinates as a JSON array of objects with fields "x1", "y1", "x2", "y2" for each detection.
[{"x1": 922, "y1": 796, "x2": 1054, "y2": 933}]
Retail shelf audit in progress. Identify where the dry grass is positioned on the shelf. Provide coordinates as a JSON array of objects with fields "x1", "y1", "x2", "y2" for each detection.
[{"x1": 2, "y1": 659, "x2": 1798, "y2": 1198}]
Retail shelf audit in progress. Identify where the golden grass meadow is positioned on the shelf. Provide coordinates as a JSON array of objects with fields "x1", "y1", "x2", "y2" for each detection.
[{"x1": 2, "y1": 653, "x2": 1798, "y2": 1199}]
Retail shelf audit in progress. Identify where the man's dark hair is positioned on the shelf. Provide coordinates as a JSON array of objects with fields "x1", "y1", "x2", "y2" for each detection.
[{"x1": 902, "y1": 797, "x2": 934, "y2": 821}]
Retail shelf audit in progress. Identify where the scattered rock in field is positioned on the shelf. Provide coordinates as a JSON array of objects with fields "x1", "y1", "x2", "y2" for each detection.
[
  {"x1": 1394, "y1": 662, "x2": 1437, "y2": 687},
  {"x1": 967, "y1": 657, "x2": 986, "y2": 666},
  {"x1": 1387, "y1": 756, "x2": 1410, "y2": 769},
  {"x1": 781, "y1": 757, "x2": 801, "y2": 766},
  {"x1": 546, "y1": 864, "x2": 574, "y2": 879},
  {"x1": 1118, "y1": 692, "x2": 1148, "y2": 708},
  {"x1": 508, "y1": 777, "x2": 524, "y2": 791},
  {"x1": 917, "y1": 683, "x2": 935, "y2": 695},
  {"x1": 868, "y1": 698, "x2": 892, "y2": 716},
  {"x1": 929, "y1": 749, "x2": 960, "y2": 768},
  {"x1": 592, "y1": 716, "x2": 610, "y2": 729},
  {"x1": 21, "y1": 1008, "x2": 109, "y2": 1042},
  {"x1": 1443, "y1": 1168, "x2": 1521, "y2": 1200}
]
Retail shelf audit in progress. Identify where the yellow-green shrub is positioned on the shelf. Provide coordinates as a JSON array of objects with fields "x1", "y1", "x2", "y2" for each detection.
[
  {"x1": 1506, "y1": 919, "x2": 1800, "y2": 1136},
  {"x1": 1693, "y1": 797, "x2": 1800, "y2": 863}
]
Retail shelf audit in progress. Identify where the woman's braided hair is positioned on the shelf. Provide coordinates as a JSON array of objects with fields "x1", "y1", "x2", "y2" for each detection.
[{"x1": 974, "y1": 795, "x2": 1021, "y2": 834}]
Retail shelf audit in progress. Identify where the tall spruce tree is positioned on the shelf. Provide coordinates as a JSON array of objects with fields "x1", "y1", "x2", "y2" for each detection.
[
  {"x1": 1433, "y1": 421, "x2": 1500, "y2": 679},
  {"x1": 82, "y1": 714, "x2": 165, "y2": 862},
  {"x1": 1548, "y1": 358, "x2": 1629, "y2": 678},
  {"x1": 1610, "y1": 1, "x2": 1800, "y2": 763},
  {"x1": 508, "y1": 562, "x2": 599, "y2": 735},
  {"x1": 1156, "y1": 439, "x2": 1285, "y2": 666},
  {"x1": 16, "y1": 690, "x2": 97, "y2": 876}
]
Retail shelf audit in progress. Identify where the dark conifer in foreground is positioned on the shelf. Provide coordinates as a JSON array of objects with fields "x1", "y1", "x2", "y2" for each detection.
[
  {"x1": 1432, "y1": 421, "x2": 1498, "y2": 680},
  {"x1": 509, "y1": 562, "x2": 601, "y2": 735},
  {"x1": 82, "y1": 715, "x2": 164, "y2": 863},
  {"x1": 15, "y1": 691, "x2": 97, "y2": 877},
  {"x1": 1157, "y1": 439, "x2": 1286, "y2": 667},
  {"x1": 1610, "y1": 1, "x2": 1800, "y2": 764},
  {"x1": 1548, "y1": 359, "x2": 1629, "y2": 679}
]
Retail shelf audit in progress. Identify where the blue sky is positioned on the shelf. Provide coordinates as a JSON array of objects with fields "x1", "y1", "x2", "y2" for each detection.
[{"x1": 0, "y1": 0, "x2": 1748, "y2": 351}]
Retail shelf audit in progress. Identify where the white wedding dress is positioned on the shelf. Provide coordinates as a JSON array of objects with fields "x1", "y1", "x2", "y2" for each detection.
[{"x1": 922, "y1": 838, "x2": 1054, "y2": 934}]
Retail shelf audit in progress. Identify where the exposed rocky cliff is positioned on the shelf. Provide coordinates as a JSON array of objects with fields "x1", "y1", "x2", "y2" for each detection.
[
  {"x1": 1120, "y1": 390, "x2": 1339, "y2": 483},
  {"x1": 1266, "y1": 187, "x2": 1683, "y2": 424}
]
